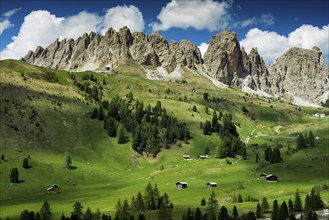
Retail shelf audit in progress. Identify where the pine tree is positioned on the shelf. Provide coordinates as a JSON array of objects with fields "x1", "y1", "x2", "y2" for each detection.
[
  {"x1": 256, "y1": 203, "x2": 262, "y2": 218},
  {"x1": 64, "y1": 152, "x2": 72, "y2": 169},
  {"x1": 305, "y1": 194, "x2": 312, "y2": 212},
  {"x1": 122, "y1": 198, "x2": 131, "y2": 220},
  {"x1": 97, "y1": 105, "x2": 104, "y2": 121},
  {"x1": 288, "y1": 198, "x2": 294, "y2": 215},
  {"x1": 23, "y1": 157, "x2": 29, "y2": 169},
  {"x1": 201, "y1": 198, "x2": 206, "y2": 206},
  {"x1": 277, "y1": 201, "x2": 289, "y2": 220},
  {"x1": 232, "y1": 206, "x2": 239, "y2": 219},
  {"x1": 107, "y1": 117, "x2": 117, "y2": 137},
  {"x1": 237, "y1": 194, "x2": 243, "y2": 203},
  {"x1": 83, "y1": 207, "x2": 93, "y2": 220},
  {"x1": 206, "y1": 190, "x2": 218, "y2": 220},
  {"x1": 72, "y1": 201, "x2": 84, "y2": 219},
  {"x1": 271, "y1": 199, "x2": 279, "y2": 220},
  {"x1": 296, "y1": 133, "x2": 306, "y2": 149},
  {"x1": 294, "y1": 189, "x2": 303, "y2": 212},
  {"x1": 203, "y1": 120, "x2": 211, "y2": 135},
  {"x1": 218, "y1": 206, "x2": 230, "y2": 220},
  {"x1": 117, "y1": 125, "x2": 125, "y2": 144},
  {"x1": 40, "y1": 200, "x2": 52, "y2": 220},
  {"x1": 264, "y1": 146, "x2": 272, "y2": 162},
  {"x1": 10, "y1": 167, "x2": 19, "y2": 183},
  {"x1": 195, "y1": 207, "x2": 202, "y2": 220},
  {"x1": 1, "y1": 153, "x2": 4, "y2": 160},
  {"x1": 158, "y1": 193, "x2": 172, "y2": 220},
  {"x1": 261, "y1": 197, "x2": 270, "y2": 213},
  {"x1": 307, "y1": 131, "x2": 315, "y2": 147}
]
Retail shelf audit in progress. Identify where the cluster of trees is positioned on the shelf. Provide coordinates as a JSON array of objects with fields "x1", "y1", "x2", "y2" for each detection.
[
  {"x1": 91, "y1": 95, "x2": 190, "y2": 156},
  {"x1": 75, "y1": 81, "x2": 103, "y2": 103},
  {"x1": 19, "y1": 200, "x2": 111, "y2": 220},
  {"x1": 232, "y1": 194, "x2": 259, "y2": 203},
  {"x1": 264, "y1": 144, "x2": 282, "y2": 164},
  {"x1": 216, "y1": 114, "x2": 246, "y2": 159},
  {"x1": 296, "y1": 131, "x2": 315, "y2": 149},
  {"x1": 114, "y1": 182, "x2": 173, "y2": 220},
  {"x1": 183, "y1": 191, "x2": 257, "y2": 220},
  {"x1": 202, "y1": 111, "x2": 246, "y2": 159}
]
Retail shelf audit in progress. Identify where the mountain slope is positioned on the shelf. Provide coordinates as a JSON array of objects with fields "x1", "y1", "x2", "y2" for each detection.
[{"x1": 0, "y1": 60, "x2": 328, "y2": 219}]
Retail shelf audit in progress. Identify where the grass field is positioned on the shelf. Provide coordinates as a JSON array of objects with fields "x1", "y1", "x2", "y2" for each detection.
[{"x1": 0, "y1": 60, "x2": 328, "y2": 219}]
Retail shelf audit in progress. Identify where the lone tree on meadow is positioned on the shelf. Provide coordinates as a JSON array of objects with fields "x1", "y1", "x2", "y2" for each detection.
[
  {"x1": 22, "y1": 157, "x2": 29, "y2": 169},
  {"x1": 64, "y1": 152, "x2": 72, "y2": 169},
  {"x1": 207, "y1": 190, "x2": 218, "y2": 220},
  {"x1": 10, "y1": 167, "x2": 19, "y2": 183}
]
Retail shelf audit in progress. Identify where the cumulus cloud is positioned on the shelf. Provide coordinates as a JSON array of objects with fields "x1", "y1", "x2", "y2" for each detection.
[
  {"x1": 198, "y1": 42, "x2": 209, "y2": 58},
  {"x1": 151, "y1": 0, "x2": 230, "y2": 32},
  {"x1": 101, "y1": 5, "x2": 144, "y2": 34},
  {"x1": 0, "y1": 7, "x2": 21, "y2": 35},
  {"x1": 0, "y1": 10, "x2": 101, "y2": 60},
  {"x1": 240, "y1": 24, "x2": 329, "y2": 64}
]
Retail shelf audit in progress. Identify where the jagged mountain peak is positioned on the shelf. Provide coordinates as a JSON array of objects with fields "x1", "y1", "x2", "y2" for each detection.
[{"x1": 23, "y1": 27, "x2": 328, "y2": 106}]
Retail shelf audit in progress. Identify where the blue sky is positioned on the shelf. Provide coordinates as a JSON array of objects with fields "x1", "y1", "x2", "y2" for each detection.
[{"x1": 0, "y1": 0, "x2": 328, "y2": 64}]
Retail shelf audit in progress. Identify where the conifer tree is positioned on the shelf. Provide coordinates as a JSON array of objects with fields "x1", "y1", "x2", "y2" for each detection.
[
  {"x1": 207, "y1": 190, "x2": 218, "y2": 220},
  {"x1": 294, "y1": 189, "x2": 303, "y2": 212},
  {"x1": 218, "y1": 206, "x2": 229, "y2": 220},
  {"x1": 232, "y1": 206, "x2": 239, "y2": 219},
  {"x1": 117, "y1": 125, "x2": 125, "y2": 144},
  {"x1": 23, "y1": 157, "x2": 29, "y2": 169},
  {"x1": 201, "y1": 198, "x2": 206, "y2": 206},
  {"x1": 158, "y1": 193, "x2": 172, "y2": 220},
  {"x1": 271, "y1": 199, "x2": 279, "y2": 220},
  {"x1": 10, "y1": 167, "x2": 19, "y2": 183},
  {"x1": 83, "y1": 207, "x2": 93, "y2": 220},
  {"x1": 288, "y1": 198, "x2": 294, "y2": 215},
  {"x1": 305, "y1": 194, "x2": 312, "y2": 212},
  {"x1": 72, "y1": 201, "x2": 84, "y2": 219},
  {"x1": 261, "y1": 197, "x2": 270, "y2": 213},
  {"x1": 256, "y1": 203, "x2": 262, "y2": 218},
  {"x1": 277, "y1": 201, "x2": 289, "y2": 220},
  {"x1": 40, "y1": 200, "x2": 52, "y2": 220},
  {"x1": 195, "y1": 207, "x2": 202, "y2": 220},
  {"x1": 307, "y1": 131, "x2": 315, "y2": 147}
]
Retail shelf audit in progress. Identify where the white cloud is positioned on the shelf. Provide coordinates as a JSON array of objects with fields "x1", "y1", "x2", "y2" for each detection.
[
  {"x1": 240, "y1": 24, "x2": 329, "y2": 64},
  {"x1": 0, "y1": 8, "x2": 21, "y2": 35},
  {"x1": 198, "y1": 42, "x2": 209, "y2": 58},
  {"x1": 3, "y1": 8, "x2": 21, "y2": 18},
  {"x1": 151, "y1": 0, "x2": 230, "y2": 32},
  {"x1": 101, "y1": 5, "x2": 144, "y2": 34},
  {"x1": 239, "y1": 13, "x2": 274, "y2": 28},
  {"x1": 1, "y1": 5, "x2": 145, "y2": 60},
  {"x1": 0, "y1": 19, "x2": 13, "y2": 35},
  {"x1": 288, "y1": 24, "x2": 329, "y2": 54},
  {"x1": 0, "y1": 10, "x2": 101, "y2": 60}
]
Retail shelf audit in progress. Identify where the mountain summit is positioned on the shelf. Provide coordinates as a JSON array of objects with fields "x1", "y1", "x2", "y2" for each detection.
[{"x1": 23, "y1": 27, "x2": 329, "y2": 106}]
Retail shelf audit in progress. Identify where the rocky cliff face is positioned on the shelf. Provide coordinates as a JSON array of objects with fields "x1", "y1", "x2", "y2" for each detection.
[
  {"x1": 267, "y1": 47, "x2": 329, "y2": 102},
  {"x1": 23, "y1": 28, "x2": 328, "y2": 105},
  {"x1": 24, "y1": 27, "x2": 202, "y2": 71}
]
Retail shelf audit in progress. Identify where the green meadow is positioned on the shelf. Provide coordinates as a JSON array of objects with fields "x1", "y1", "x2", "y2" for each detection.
[{"x1": 0, "y1": 60, "x2": 328, "y2": 219}]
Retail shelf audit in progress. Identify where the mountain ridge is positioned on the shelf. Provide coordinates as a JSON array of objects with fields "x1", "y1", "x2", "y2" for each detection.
[{"x1": 23, "y1": 27, "x2": 329, "y2": 106}]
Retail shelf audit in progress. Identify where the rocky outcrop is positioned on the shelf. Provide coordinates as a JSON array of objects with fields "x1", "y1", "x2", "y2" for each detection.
[
  {"x1": 23, "y1": 28, "x2": 328, "y2": 105},
  {"x1": 267, "y1": 47, "x2": 329, "y2": 102},
  {"x1": 23, "y1": 27, "x2": 202, "y2": 71},
  {"x1": 203, "y1": 30, "x2": 246, "y2": 86}
]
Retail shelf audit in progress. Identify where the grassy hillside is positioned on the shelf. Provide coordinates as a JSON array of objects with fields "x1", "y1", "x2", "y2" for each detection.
[{"x1": 0, "y1": 60, "x2": 328, "y2": 219}]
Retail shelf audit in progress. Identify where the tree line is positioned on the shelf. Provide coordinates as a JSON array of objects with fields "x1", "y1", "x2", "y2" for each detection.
[
  {"x1": 90, "y1": 95, "x2": 190, "y2": 156},
  {"x1": 182, "y1": 187, "x2": 324, "y2": 220}
]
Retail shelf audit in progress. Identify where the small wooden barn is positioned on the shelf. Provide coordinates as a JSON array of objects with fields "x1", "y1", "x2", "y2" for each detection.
[
  {"x1": 265, "y1": 174, "x2": 279, "y2": 182},
  {"x1": 47, "y1": 184, "x2": 60, "y2": 193},
  {"x1": 176, "y1": 182, "x2": 188, "y2": 189},
  {"x1": 206, "y1": 182, "x2": 218, "y2": 188}
]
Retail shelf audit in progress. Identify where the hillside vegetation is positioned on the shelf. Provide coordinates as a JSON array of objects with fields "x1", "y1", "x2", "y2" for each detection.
[{"x1": 0, "y1": 60, "x2": 328, "y2": 219}]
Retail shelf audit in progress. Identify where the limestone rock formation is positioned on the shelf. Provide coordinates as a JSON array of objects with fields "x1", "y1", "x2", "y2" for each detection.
[
  {"x1": 267, "y1": 47, "x2": 329, "y2": 103},
  {"x1": 203, "y1": 30, "x2": 246, "y2": 86},
  {"x1": 23, "y1": 27, "x2": 202, "y2": 72},
  {"x1": 23, "y1": 28, "x2": 328, "y2": 105}
]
